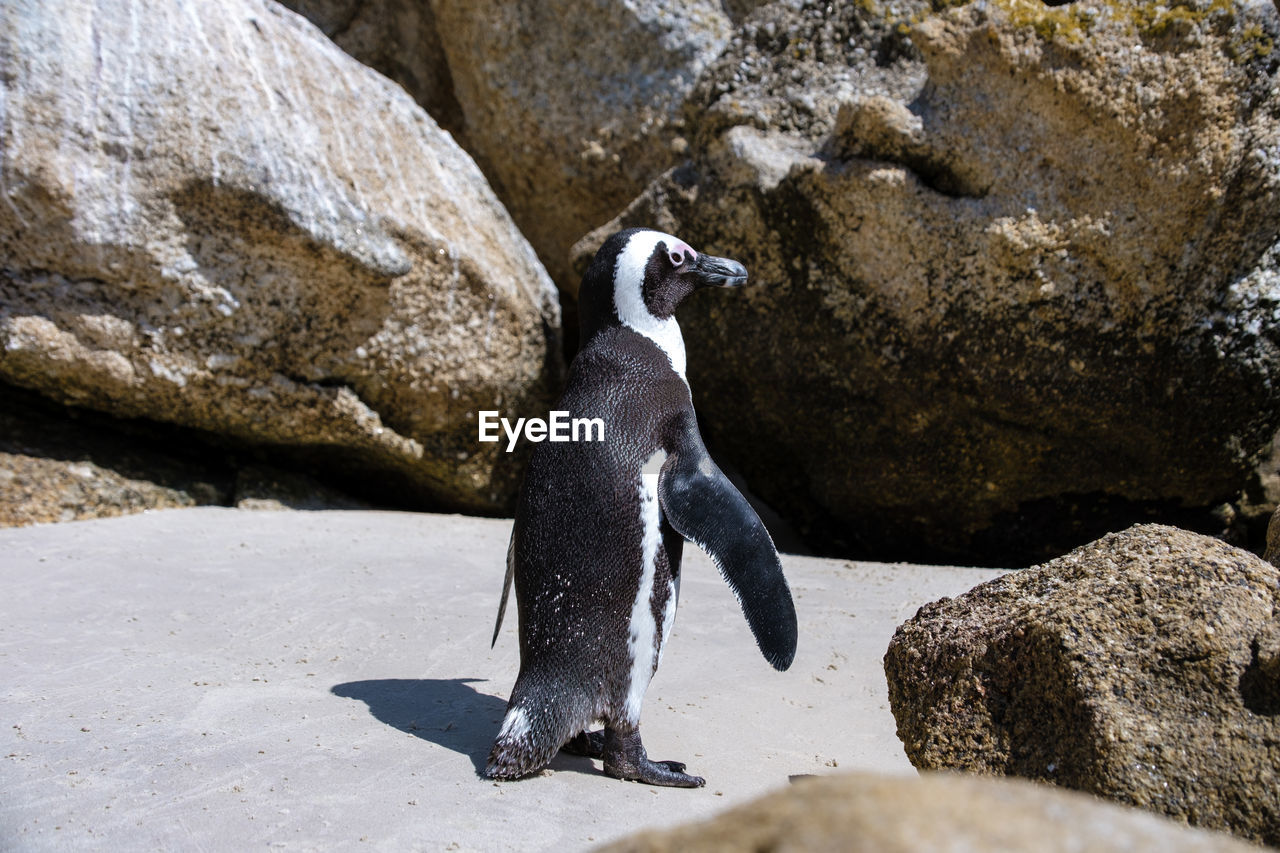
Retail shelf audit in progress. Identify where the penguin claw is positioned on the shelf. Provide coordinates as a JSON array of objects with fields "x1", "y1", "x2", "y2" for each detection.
[
  {"x1": 606, "y1": 757, "x2": 705, "y2": 788},
  {"x1": 601, "y1": 728, "x2": 706, "y2": 788}
]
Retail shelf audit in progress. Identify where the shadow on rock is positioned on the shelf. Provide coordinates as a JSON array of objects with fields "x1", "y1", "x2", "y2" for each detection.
[{"x1": 331, "y1": 678, "x2": 508, "y2": 775}]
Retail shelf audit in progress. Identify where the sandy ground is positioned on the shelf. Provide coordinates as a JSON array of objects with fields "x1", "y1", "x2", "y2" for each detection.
[{"x1": 0, "y1": 508, "x2": 1004, "y2": 851}]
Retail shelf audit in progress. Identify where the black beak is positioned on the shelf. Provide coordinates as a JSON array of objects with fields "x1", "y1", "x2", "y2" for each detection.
[{"x1": 692, "y1": 253, "x2": 748, "y2": 288}]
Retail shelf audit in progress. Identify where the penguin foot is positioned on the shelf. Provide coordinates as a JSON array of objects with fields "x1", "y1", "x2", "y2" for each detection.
[
  {"x1": 561, "y1": 729, "x2": 605, "y2": 759},
  {"x1": 602, "y1": 727, "x2": 705, "y2": 788}
]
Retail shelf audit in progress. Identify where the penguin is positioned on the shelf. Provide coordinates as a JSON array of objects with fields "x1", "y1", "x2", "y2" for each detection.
[{"x1": 485, "y1": 228, "x2": 797, "y2": 788}]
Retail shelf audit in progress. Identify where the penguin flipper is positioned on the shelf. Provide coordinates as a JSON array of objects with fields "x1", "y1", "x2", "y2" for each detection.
[
  {"x1": 657, "y1": 428, "x2": 797, "y2": 671},
  {"x1": 491, "y1": 524, "x2": 517, "y2": 648}
]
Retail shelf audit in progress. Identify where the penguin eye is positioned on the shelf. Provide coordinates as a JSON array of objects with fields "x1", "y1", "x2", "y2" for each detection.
[{"x1": 668, "y1": 250, "x2": 685, "y2": 267}]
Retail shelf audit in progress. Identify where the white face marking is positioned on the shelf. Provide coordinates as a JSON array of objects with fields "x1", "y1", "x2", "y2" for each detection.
[
  {"x1": 613, "y1": 230, "x2": 691, "y2": 381},
  {"x1": 625, "y1": 447, "x2": 668, "y2": 724}
]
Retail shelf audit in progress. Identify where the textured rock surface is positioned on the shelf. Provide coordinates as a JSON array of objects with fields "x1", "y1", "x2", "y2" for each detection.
[
  {"x1": 1231, "y1": 428, "x2": 1280, "y2": 551},
  {"x1": 0, "y1": 450, "x2": 210, "y2": 527},
  {"x1": 580, "y1": 0, "x2": 1280, "y2": 563},
  {"x1": 278, "y1": 0, "x2": 464, "y2": 139},
  {"x1": 598, "y1": 771, "x2": 1257, "y2": 853},
  {"x1": 0, "y1": 0, "x2": 562, "y2": 514},
  {"x1": 884, "y1": 524, "x2": 1280, "y2": 845},
  {"x1": 1266, "y1": 505, "x2": 1280, "y2": 565},
  {"x1": 430, "y1": 0, "x2": 737, "y2": 290},
  {"x1": 0, "y1": 388, "x2": 370, "y2": 527}
]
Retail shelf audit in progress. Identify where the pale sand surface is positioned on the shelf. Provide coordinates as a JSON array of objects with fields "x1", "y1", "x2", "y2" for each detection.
[{"x1": 0, "y1": 508, "x2": 1004, "y2": 850}]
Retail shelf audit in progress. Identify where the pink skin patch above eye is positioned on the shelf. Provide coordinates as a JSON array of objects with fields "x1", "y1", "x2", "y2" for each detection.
[{"x1": 669, "y1": 243, "x2": 697, "y2": 266}]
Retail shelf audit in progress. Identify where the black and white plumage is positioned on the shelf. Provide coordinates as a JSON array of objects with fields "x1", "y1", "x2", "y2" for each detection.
[{"x1": 485, "y1": 228, "x2": 797, "y2": 787}]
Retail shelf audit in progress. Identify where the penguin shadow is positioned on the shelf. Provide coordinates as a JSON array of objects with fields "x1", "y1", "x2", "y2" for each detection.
[
  {"x1": 330, "y1": 678, "x2": 606, "y2": 779},
  {"x1": 331, "y1": 678, "x2": 504, "y2": 775}
]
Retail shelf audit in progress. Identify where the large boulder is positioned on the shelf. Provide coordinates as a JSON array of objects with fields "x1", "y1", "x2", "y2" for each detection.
[
  {"x1": 0, "y1": 0, "x2": 562, "y2": 515},
  {"x1": 277, "y1": 0, "x2": 465, "y2": 140},
  {"x1": 429, "y1": 0, "x2": 739, "y2": 290},
  {"x1": 884, "y1": 524, "x2": 1280, "y2": 845},
  {"x1": 598, "y1": 771, "x2": 1256, "y2": 852},
  {"x1": 579, "y1": 0, "x2": 1280, "y2": 564}
]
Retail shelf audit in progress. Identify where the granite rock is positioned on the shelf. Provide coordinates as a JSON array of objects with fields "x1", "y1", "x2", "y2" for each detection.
[
  {"x1": 0, "y1": 387, "x2": 371, "y2": 527},
  {"x1": 0, "y1": 0, "x2": 562, "y2": 515},
  {"x1": 884, "y1": 524, "x2": 1280, "y2": 845},
  {"x1": 430, "y1": 0, "x2": 736, "y2": 290},
  {"x1": 598, "y1": 770, "x2": 1258, "y2": 853},
  {"x1": 579, "y1": 0, "x2": 1280, "y2": 563},
  {"x1": 1265, "y1": 506, "x2": 1280, "y2": 565},
  {"x1": 277, "y1": 0, "x2": 465, "y2": 139}
]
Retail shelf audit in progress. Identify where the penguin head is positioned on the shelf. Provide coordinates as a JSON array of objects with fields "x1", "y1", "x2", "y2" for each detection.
[{"x1": 577, "y1": 228, "x2": 748, "y2": 346}]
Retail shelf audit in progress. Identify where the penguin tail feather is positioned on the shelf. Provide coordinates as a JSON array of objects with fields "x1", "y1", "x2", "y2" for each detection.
[
  {"x1": 484, "y1": 692, "x2": 588, "y2": 780},
  {"x1": 491, "y1": 528, "x2": 517, "y2": 648}
]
